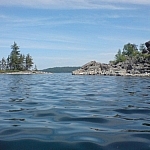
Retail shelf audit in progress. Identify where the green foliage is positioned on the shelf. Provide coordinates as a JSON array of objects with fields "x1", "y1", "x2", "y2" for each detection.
[
  {"x1": 143, "y1": 53, "x2": 150, "y2": 60},
  {"x1": 114, "y1": 42, "x2": 150, "y2": 64},
  {"x1": 122, "y1": 43, "x2": 138, "y2": 57},
  {"x1": 25, "y1": 54, "x2": 33, "y2": 70},
  {"x1": 115, "y1": 49, "x2": 126, "y2": 64},
  {"x1": 18, "y1": 54, "x2": 25, "y2": 70},
  {"x1": 9, "y1": 42, "x2": 21, "y2": 70},
  {"x1": 0, "y1": 70, "x2": 20, "y2": 73},
  {"x1": 0, "y1": 57, "x2": 6, "y2": 70},
  {"x1": 0, "y1": 42, "x2": 34, "y2": 71},
  {"x1": 139, "y1": 43, "x2": 146, "y2": 52}
]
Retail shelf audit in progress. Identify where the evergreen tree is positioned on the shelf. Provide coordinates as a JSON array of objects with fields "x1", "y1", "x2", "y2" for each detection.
[
  {"x1": 18, "y1": 54, "x2": 25, "y2": 70},
  {"x1": 122, "y1": 43, "x2": 138, "y2": 57},
  {"x1": 0, "y1": 42, "x2": 35, "y2": 72},
  {"x1": 25, "y1": 54, "x2": 33, "y2": 70},
  {"x1": 1, "y1": 57, "x2": 6, "y2": 70},
  {"x1": 9, "y1": 42, "x2": 20, "y2": 70},
  {"x1": 6, "y1": 56, "x2": 10, "y2": 70}
]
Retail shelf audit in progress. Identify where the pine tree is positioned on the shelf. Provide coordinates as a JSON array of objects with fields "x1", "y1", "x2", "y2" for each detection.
[
  {"x1": 25, "y1": 54, "x2": 33, "y2": 70},
  {"x1": 9, "y1": 42, "x2": 20, "y2": 70},
  {"x1": 1, "y1": 57, "x2": 6, "y2": 70},
  {"x1": 18, "y1": 54, "x2": 25, "y2": 70}
]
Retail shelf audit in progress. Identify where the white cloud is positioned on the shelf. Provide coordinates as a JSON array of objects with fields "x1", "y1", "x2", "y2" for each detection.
[
  {"x1": 102, "y1": 0, "x2": 150, "y2": 5},
  {"x1": 0, "y1": 0, "x2": 148, "y2": 9}
]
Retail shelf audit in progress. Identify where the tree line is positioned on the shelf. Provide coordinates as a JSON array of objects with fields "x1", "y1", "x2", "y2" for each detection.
[
  {"x1": 0, "y1": 42, "x2": 35, "y2": 71},
  {"x1": 42, "y1": 67, "x2": 80, "y2": 73},
  {"x1": 112, "y1": 42, "x2": 150, "y2": 64}
]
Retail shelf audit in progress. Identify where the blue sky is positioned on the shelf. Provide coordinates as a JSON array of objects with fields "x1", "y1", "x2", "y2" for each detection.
[{"x1": 0, "y1": 0, "x2": 150, "y2": 69}]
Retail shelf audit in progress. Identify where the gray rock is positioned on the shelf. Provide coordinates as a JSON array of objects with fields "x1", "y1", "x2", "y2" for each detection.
[
  {"x1": 72, "y1": 58, "x2": 150, "y2": 76},
  {"x1": 145, "y1": 41, "x2": 150, "y2": 53}
]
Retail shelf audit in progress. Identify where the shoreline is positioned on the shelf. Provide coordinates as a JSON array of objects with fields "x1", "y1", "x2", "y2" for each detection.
[
  {"x1": 72, "y1": 61, "x2": 150, "y2": 77},
  {"x1": 0, "y1": 71, "x2": 52, "y2": 75},
  {"x1": 72, "y1": 72, "x2": 150, "y2": 77}
]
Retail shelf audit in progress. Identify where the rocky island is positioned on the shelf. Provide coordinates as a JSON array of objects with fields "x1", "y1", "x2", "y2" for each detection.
[{"x1": 72, "y1": 41, "x2": 150, "y2": 77}]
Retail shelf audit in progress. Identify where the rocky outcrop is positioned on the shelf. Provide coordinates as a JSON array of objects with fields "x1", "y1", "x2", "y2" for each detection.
[
  {"x1": 72, "y1": 61, "x2": 103, "y2": 75},
  {"x1": 72, "y1": 59, "x2": 150, "y2": 76},
  {"x1": 145, "y1": 41, "x2": 150, "y2": 53},
  {"x1": 142, "y1": 41, "x2": 150, "y2": 54},
  {"x1": 73, "y1": 40, "x2": 150, "y2": 76}
]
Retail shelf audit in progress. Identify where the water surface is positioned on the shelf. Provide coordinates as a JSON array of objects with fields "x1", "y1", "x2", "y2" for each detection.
[{"x1": 0, "y1": 74, "x2": 150, "y2": 150}]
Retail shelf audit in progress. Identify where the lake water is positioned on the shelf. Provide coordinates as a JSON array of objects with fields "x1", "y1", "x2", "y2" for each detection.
[{"x1": 0, "y1": 73, "x2": 150, "y2": 150}]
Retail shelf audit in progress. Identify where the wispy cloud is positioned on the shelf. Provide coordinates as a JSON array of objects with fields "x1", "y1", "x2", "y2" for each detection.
[
  {"x1": 0, "y1": 14, "x2": 9, "y2": 19},
  {"x1": 102, "y1": 0, "x2": 150, "y2": 5},
  {"x1": 0, "y1": 0, "x2": 146, "y2": 9},
  {"x1": 115, "y1": 25, "x2": 150, "y2": 32}
]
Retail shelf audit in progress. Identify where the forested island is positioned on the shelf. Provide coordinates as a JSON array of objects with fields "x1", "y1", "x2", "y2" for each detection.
[
  {"x1": 73, "y1": 41, "x2": 150, "y2": 76},
  {"x1": 0, "y1": 42, "x2": 37, "y2": 73},
  {"x1": 42, "y1": 67, "x2": 80, "y2": 73}
]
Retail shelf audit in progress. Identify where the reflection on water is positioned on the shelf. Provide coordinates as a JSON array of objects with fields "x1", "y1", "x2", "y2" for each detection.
[{"x1": 0, "y1": 74, "x2": 150, "y2": 150}]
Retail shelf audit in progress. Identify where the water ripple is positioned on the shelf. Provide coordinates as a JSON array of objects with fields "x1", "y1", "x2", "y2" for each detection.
[{"x1": 0, "y1": 74, "x2": 150, "y2": 149}]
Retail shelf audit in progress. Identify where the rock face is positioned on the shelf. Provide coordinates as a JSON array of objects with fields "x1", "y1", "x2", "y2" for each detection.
[
  {"x1": 145, "y1": 41, "x2": 150, "y2": 53},
  {"x1": 72, "y1": 59, "x2": 150, "y2": 76},
  {"x1": 72, "y1": 61, "x2": 103, "y2": 75},
  {"x1": 142, "y1": 41, "x2": 150, "y2": 54}
]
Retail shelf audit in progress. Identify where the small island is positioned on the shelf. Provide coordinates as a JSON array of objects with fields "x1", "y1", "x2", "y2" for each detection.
[
  {"x1": 0, "y1": 42, "x2": 48, "y2": 74},
  {"x1": 72, "y1": 41, "x2": 150, "y2": 76}
]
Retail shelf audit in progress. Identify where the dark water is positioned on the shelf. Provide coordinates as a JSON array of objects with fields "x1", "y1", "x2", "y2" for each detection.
[{"x1": 0, "y1": 73, "x2": 150, "y2": 150}]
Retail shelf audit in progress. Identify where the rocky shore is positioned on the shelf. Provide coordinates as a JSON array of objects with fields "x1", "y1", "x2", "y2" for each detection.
[
  {"x1": 72, "y1": 60, "x2": 150, "y2": 77},
  {"x1": 73, "y1": 41, "x2": 150, "y2": 77}
]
